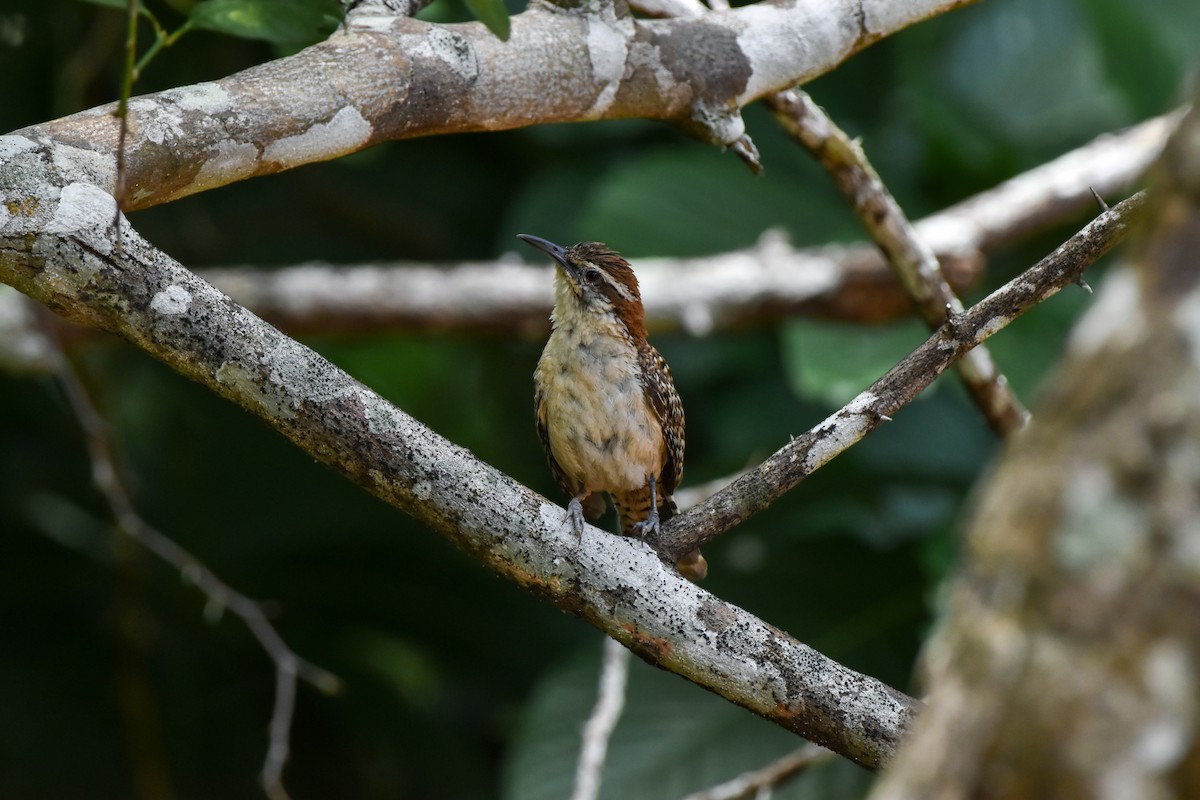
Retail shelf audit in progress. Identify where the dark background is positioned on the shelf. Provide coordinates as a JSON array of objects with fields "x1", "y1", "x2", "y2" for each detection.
[{"x1": 1, "y1": 0, "x2": 1195, "y2": 797}]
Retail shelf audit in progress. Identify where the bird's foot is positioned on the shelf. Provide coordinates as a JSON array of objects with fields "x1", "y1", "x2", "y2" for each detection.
[
  {"x1": 631, "y1": 510, "x2": 661, "y2": 540},
  {"x1": 565, "y1": 497, "x2": 586, "y2": 538}
]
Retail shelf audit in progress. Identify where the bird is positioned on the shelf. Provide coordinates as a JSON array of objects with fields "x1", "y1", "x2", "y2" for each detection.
[{"x1": 519, "y1": 233, "x2": 707, "y2": 581}]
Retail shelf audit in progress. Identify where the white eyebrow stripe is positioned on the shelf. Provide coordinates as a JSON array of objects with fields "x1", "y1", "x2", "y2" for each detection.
[{"x1": 593, "y1": 266, "x2": 636, "y2": 302}]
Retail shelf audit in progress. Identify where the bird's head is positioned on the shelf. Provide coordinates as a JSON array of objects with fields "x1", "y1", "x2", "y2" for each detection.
[{"x1": 518, "y1": 234, "x2": 646, "y2": 338}]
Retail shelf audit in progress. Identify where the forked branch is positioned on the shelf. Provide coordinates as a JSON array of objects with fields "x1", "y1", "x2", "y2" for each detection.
[{"x1": 655, "y1": 191, "x2": 1147, "y2": 563}]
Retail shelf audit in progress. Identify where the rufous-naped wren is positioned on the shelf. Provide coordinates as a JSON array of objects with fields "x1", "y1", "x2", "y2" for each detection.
[{"x1": 519, "y1": 234, "x2": 707, "y2": 581}]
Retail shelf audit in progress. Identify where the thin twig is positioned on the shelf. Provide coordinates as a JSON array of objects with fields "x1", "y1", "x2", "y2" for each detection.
[
  {"x1": 570, "y1": 638, "x2": 632, "y2": 800},
  {"x1": 42, "y1": 322, "x2": 341, "y2": 800},
  {"x1": 766, "y1": 88, "x2": 1030, "y2": 436},
  {"x1": 112, "y1": 0, "x2": 139, "y2": 252},
  {"x1": 656, "y1": 191, "x2": 1148, "y2": 564},
  {"x1": 680, "y1": 744, "x2": 830, "y2": 800}
]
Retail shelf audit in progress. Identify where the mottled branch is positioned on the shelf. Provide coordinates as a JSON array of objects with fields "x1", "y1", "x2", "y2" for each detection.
[
  {"x1": 656, "y1": 191, "x2": 1148, "y2": 564},
  {"x1": 198, "y1": 113, "x2": 1172, "y2": 337},
  {"x1": 767, "y1": 88, "x2": 1029, "y2": 436},
  {"x1": 869, "y1": 100, "x2": 1200, "y2": 800},
  {"x1": 12, "y1": 0, "x2": 974, "y2": 213},
  {"x1": 0, "y1": 176, "x2": 916, "y2": 772}
]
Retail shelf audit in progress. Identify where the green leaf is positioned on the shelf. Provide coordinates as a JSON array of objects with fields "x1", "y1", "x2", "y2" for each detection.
[
  {"x1": 189, "y1": 0, "x2": 339, "y2": 44},
  {"x1": 1077, "y1": 0, "x2": 1189, "y2": 129},
  {"x1": 464, "y1": 0, "x2": 510, "y2": 41},
  {"x1": 937, "y1": 0, "x2": 1129, "y2": 151},
  {"x1": 781, "y1": 318, "x2": 931, "y2": 408}
]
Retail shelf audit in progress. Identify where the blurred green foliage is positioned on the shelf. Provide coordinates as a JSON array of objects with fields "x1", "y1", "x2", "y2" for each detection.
[{"x1": 0, "y1": 0, "x2": 1193, "y2": 798}]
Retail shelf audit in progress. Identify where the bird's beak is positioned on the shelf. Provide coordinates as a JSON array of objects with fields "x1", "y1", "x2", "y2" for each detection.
[{"x1": 517, "y1": 234, "x2": 573, "y2": 274}]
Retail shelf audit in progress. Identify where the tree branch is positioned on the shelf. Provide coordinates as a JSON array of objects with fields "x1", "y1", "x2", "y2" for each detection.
[
  {"x1": 0, "y1": 113, "x2": 1170, "y2": 355},
  {"x1": 200, "y1": 233, "x2": 982, "y2": 337},
  {"x1": 655, "y1": 191, "x2": 1147, "y2": 564},
  {"x1": 767, "y1": 88, "x2": 1029, "y2": 436},
  {"x1": 191, "y1": 113, "x2": 1170, "y2": 338},
  {"x1": 13, "y1": 0, "x2": 975, "y2": 213},
  {"x1": 681, "y1": 744, "x2": 830, "y2": 800},
  {"x1": 570, "y1": 637, "x2": 630, "y2": 800},
  {"x1": 0, "y1": 182, "x2": 916, "y2": 771},
  {"x1": 868, "y1": 98, "x2": 1200, "y2": 800}
]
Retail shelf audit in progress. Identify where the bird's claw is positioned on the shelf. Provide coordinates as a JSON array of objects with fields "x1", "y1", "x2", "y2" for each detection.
[
  {"x1": 565, "y1": 497, "x2": 585, "y2": 538},
  {"x1": 631, "y1": 511, "x2": 661, "y2": 540}
]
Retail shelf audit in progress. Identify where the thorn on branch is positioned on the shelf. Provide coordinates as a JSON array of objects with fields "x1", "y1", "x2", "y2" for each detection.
[
  {"x1": 1090, "y1": 186, "x2": 1111, "y2": 212},
  {"x1": 730, "y1": 134, "x2": 763, "y2": 175},
  {"x1": 943, "y1": 303, "x2": 963, "y2": 336}
]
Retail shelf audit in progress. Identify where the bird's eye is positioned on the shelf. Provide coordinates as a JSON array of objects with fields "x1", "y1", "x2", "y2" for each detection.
[{"x1": 583, "y1": 268, "x2": 601, "y2": 284}]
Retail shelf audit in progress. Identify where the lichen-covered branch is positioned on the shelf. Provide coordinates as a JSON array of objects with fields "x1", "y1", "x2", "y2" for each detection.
[
  {"x1": 191, "y1": 113, "x2": 1176, "y2": 337},
  {"x1": 12, "y1": 0, "x2": 974, "y2": 213},
  {"x1": 0, "y1": 171, "x2": 916, "y2": 772},
  {"x1": 868, "y1": 101, "x2": 1200, "y2": 800},
  {"x1": 655, "y1": 191, "x2": 1147, "y2": 564},
  {"x1": 199, "y1": 233, "x2": 982, "y2": 338},
  {"x1": 767, "y1": 88, "x2": 1029, "y2": 436},
  {"x1": 0, "y1": 113, "x2": 1169, "y2": 356}
]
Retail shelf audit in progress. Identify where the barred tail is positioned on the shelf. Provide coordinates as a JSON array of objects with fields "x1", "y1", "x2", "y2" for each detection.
[
  {"x1": 614, "y1": 485, "x2": 674, "y2": 536},
  {"x1": 615, "y1": 487, "x2": 706, "y2": 581}
]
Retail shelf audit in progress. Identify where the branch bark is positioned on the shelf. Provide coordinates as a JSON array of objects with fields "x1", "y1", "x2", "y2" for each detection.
[
  {"x1": 766, "y1": 87, "x2": 1029, "y2": 436},
  {"x1": 655, "y1": 191, "x2": 1147, "y2": 564},
  {"x1": 0, "y1": 183, "x2": 916, "y2": 770},
  {"x1": 869, "y1": 101, "x2": 1200, "y2": 800},
  {"x1": 14, "y1": 0, "x2": 975, "y2": 213},
  {"x1": 195, "y1": 113, "x2": 1173, "y2": 337},
  {"x1": 0, "y1": 114, "x2": 1171, "y2": 357}
]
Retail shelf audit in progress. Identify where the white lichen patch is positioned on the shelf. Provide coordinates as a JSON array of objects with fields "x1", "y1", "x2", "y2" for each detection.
[
  {"x1": 215, "y1": 360, "x2": 297, "y2": 420},
  {"x1": 161, "y1": 82, "x2": 232, "y2": 114},
  {"x1": 45, "y1": 182, "x2": 117, "y2": 239},
  {"x1": 127, "y1": 97, "x2": 185, "y2": 146},
  {"x1": 975, "y1": 314, "x2": 1009, "y2": 344},
  {"x1": 0, "y1": 134, "x2": 37, "y2": 161},
  {"x1": 1132, "y1": 641, "x2": 1194, "y2": 769},
  {"x1": 627, "y1": 40, "x2": 674, "y2": 97},
  {"x1": 862, "y1": 0, "x2": 943, "y2": 36},
  {"x1": 424, "y1": 27, "x2": 478, "y2": 82},
  {"x1": 348, "y1": 14, "x2": 397, "y2": 33},
  {"x1": 1057, "y1": 464, "x2": 1145, "y2": 572},
  {"x1": 363, "y1": 388, "x2": 406, "y2": 437},
  {"x1": 537, "y1": 500, "x2": 567, "y2": 533},
  {"x1": 801, "y1": 391, "x2": 878, "y2": 473},
  {"x1": 192, "y1": 140, "x2": 260, "y2": 193},
  {"x1": 262, "y1": 106, "x2": 372, "y2": 169},
  {"x1": 584, "y1": 13, "x2": 630, "y2": 115},
  {"x1": 50, "y1": 143, "x2": 117, "y2": 191},
  {"x1": 150, "y1": 284, "x2": 192, "y2": 316},
  {"x1": 734, "y1": 3, "x2": 826, "y2": 101}
]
